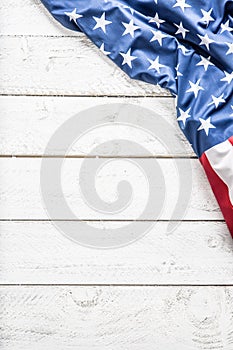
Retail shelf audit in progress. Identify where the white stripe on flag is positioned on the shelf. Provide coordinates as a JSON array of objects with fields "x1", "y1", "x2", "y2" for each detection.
[{"x1": 205, "y1": 139, "x2": 233, "y2": 205}]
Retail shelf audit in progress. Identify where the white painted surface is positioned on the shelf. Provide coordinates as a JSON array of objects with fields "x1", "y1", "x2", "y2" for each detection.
[
  {"x1": 0, "y1": 221, "x2": 232, "y2": 285},
  {"x1": 0, "y1": 96, "x2": 191, "y2": 156},
  {"x1": 0, "y1": 158, "x2": 221, "y2": 220},
  {"x1": 1, "y1": 1, "x2": 233, "y2": 349},
  {"x1": 1, "y1": 286, "x2": 233, "y2": 350},
  {"x1": 0, "y1": 36, "x2": 169, "y2": 96},
  {"x1": 0, "y1": 0, "x2": 81, "y2": 36}
]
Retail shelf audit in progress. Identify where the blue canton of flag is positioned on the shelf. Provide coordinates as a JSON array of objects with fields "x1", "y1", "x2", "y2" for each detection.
[{"x1": 40, "y1": 0, "x2": 233, "y2": 236}]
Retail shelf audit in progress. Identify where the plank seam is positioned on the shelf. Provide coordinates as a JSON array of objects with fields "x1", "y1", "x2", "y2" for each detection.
[
  {"x1": 0, "y1": 219, "x2": 225, "y2": 222},
  {"x1": 0, "y1": 93, "x2": 172, "y2": 98},
  {"x1": 0, "y1": 284, "x2": 232, "y2": 287},
  {"x1": 0, "y1": 155, "x2": 198, "y2": 159}
]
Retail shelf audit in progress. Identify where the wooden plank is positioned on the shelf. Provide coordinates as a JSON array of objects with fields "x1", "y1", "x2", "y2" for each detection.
[
  {"x1": 0, "y1": 221, "x2": 232, "y2": 284},
  {"x1": 1, "y1": 286, "x2": 233, "y2": 350},
  {"x1": 0, "y1": 0, "x2": 81, "y2": 36},
  {"x1": 0, "y1": 36, "x2": 170, "y2": 96},
  {"x1": 0, "y1": 96, "x2": 194, "y2": 157},
  {"x1": 0, "y1": 158, "x2": 221, "y2": 220}
]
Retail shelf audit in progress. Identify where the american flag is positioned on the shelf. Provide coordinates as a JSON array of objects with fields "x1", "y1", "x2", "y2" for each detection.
[{"x1": 40, "y1": 0, "x2": 233, "y2": 237}]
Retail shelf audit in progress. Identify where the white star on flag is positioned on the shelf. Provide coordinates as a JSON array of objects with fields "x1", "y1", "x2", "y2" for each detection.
[
  {"x1": 173, "y1": 0, "x2": 191, "y2": 12},
  {"x1": 200, "y1": 9, "x2": 214, "y2": 26},
  {"x1": 93, "y1": 12, "x2": 112, "y2": 33},
  {"x1": 221, "y1": 71, "x2": 233, "y2": 84},
  {"x1": 231, "y1": 106, "x2": 233, "y2": 116},
  {"x1": 197, "y1": 33, "x2": 214, "y2": 50},
  {"x1": 226, "y1": 43, "x2": 233, "y2": 55},
  {"x1": 64, "y1": 8, "x2": 83, "y2": 23},
  {"x1": 208, "y1": 94, "x2": 226, "y2": 108},
  {"x1": 198, "y1": 117, "x2": 216, "y2": 136},
  {"x1": 100, "y1": 43, "x2": 111, "y2": 56},
  {"x1": 147, "y1": 56, "x2": 165, "y2": 73},
  {"x1": 150, "y1": 30, "x2": 167, "y2": 45},
  {"x1": 174, "y1": 22, "x2": 189, "y2": 38},
  {"x1": 186, "y1": 79, "x2": 204, "y2": 98},
  {"x1": 177, "y1": 44, "x2": 188, "y2": 54},
  {"x1": 149, "y1": 13, "x2": 165, "y2": 28},
  {"x1": 196, "y1": 56, "x2": 214, "y2": 71},
  {"x1": 221, "y1": 20, "x2": 233, "y2": 33},
  {"x1": 175, "y1": 63, "x2": 183, "y2": 78},
  {"x1": 120, "y1": 48, "x2": 137, "y2": 68},
  {"x1": 122, "y1": 19, "x2": 140, "y2": 38},
  {"x1": 177, "y1": 107, "x2": 191, "y2": 126}
]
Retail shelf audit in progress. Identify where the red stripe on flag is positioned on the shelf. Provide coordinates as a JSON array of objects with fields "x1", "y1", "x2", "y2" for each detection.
[
  {"x1": 229, "y1": 136, "x2": 233, "y2": 146},
  {"x1": 200, "y1": 153, "x2": 233, "y2": 237}
]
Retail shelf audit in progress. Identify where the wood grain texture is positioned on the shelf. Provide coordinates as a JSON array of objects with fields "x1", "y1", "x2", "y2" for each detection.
[
  {"x1": 0, "y1": 96, "x2": 194, "y2": 157},
  {"x1": 0, "y1": 158, "x2": 221, "y2": 220},
  {"x1": 1, "y1": 1, "x2": 233, "y2": 347},
  {"x1": 0, "y1": 0, "x2": 81, "y2": 36},
  {"x1": 0, "y1": 35, "x2": 170, "y2": 96},
  {"x1": 0, "y1": 221, "x2": 232, "y2": 285},
  {"x1": 1, "y1": 286, "x2": 233, "y2": 350}
]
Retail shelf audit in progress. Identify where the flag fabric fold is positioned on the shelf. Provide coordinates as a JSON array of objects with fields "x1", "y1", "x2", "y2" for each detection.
[{"x1": 40, "y1": 0, "x2": 233, "y2": 236}]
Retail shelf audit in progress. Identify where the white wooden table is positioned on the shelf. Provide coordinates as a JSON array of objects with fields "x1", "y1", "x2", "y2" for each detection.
[{"x1": 1, "y1": 1, "x2": 233, "y2": 349}]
